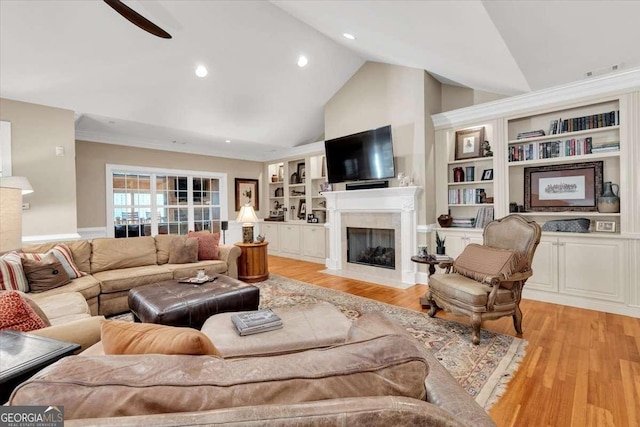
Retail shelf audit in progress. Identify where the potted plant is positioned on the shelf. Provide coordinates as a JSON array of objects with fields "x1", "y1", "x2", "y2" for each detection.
[{"x1": 435, "y1": 232, "x2": 446, "y2": 255}]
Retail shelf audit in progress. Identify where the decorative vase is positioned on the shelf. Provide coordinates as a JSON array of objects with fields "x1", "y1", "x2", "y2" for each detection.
[
  {"x1": 465, "y1": 166, "x2": 475, "y2": 182},
  {"x1": 436, "y1": 246, "x2": 446, "y2": 255},
  {"x1": 453, "y1": 167, "x2": 464, "y2": 183},
  {"x1": 437, "y1": 214, "x2": 453, "y2": 228},
  {"x1": 597, "y1": 181, "x2": 620, "y2": 213}
]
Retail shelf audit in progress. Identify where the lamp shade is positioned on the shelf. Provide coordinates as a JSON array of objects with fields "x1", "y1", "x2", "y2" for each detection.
[
  {"x1": 0, "y1": 187, "x2": 22, "y2": 251},
  {"x1": 235, "y1": 204, "x2": 259, "y2": 225},
  {"x1": 0, "y1": 176, "x2": 33, "y2": 195}
]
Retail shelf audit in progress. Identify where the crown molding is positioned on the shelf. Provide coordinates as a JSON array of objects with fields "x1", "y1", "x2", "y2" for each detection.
[{"x1": 432, "y1": 67, "x2": 640, "y2": 129}]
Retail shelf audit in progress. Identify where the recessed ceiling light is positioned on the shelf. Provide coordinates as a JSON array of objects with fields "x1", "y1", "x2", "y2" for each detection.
[
  {"x1": 297, "y1": 55, "x2": 308, "y2": 68},
  {"x1": 225, "y1": 139, "x2": 231, "y2": 144},
  {"x1": 343, "y1": 33, "x2": 356, "y2": 40},
  {"x1": 108, "y1": 120, "x2": 116, "y2": 124},
  {"x1": 195, "y1": 65, "x2": 208, "y2": 78}
]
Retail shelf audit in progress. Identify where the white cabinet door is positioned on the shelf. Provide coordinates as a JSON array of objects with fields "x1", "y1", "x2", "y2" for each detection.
[
  {"x1": 528, "y1": 237, "x2": 558, "y2": 292},
  {"x1": 435, "y1": 229, "x2": 483, "y2": 259},
  {"x1": 280, "y1": 224, "x2": 301, "y2": 255},
  {"x1": 261, "y1": 223, "x2": 280, "y2": 252},
  {"x1": 559, "y1": 236, "x2": 627, "y2": 303},
  {"x1": 302, "y1": 226, "x2": 325, "y2": 259}
]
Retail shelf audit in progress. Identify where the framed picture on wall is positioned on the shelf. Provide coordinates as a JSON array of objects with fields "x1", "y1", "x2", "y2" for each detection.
[
  {"x1": 235, "y1": 178, "x2": 259, "y2": 211},
  {"x1": 455, "y1": 127, "x2": 485, "y2": 160}
]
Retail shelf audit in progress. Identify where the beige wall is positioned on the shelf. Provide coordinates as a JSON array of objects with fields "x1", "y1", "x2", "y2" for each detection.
[
  {"x1": 75, "y1": 141, "x2": 263, "y2": 228},
  {"x1": 324, "y1": 62, "x2": 443, "y2": 225},
  {"x1": 441, "y1": 84, "x2": 507, "y2": 111},
  {"x1": 0, "y1": 98, "x2": 77, "y2": 239}
]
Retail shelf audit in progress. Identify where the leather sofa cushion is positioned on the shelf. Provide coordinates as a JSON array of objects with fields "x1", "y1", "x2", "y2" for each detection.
[
  {"x1": 154, "y1": 234, "x2": 186, "y2": 265},
  {"x1": 101, "y1": 320, "x2": 220, "y2": 356},
  {"x1": 28, "y1": 275, "x2": 101, "y2": 302},
  {"x1": 10, "y1": 334, "x2": 429, "y2": 419},
  {"x1": 201, "y1": 302, "x2": 352, "y2": 358},
  {"x1": 93, "y1": 266, "x2": 173, "y2": 294},
  {"x1": 61, "y1": 396, "x2": 466, "y2": 427},
  {"x1": 25, "y1": 291, "x2": 90, "y2": 326},
  {"x1": 22, "y1": 240, "x2": 92, "y2": 275},
  {"x1": 453, "y1": 244, "x2": 525, "y2": 288},
  {"x1": 428, "y1": 273, "x2": 515, "y2": 310},
  {"x1": 91, "y1": 237, "x2": 157, "y2": 273}
]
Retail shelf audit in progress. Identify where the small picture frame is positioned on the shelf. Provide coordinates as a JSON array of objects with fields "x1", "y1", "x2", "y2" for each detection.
[
  {"x1": 455, "y1": 127, "x2": 485, "y2": 160},
  {"x1": 297, "y1": 162, "x2": 306, "y2": 183},
  {"x1": 595, "y1": 220, "x2": 616, "y2": 233},
  {"x1": 481, "y1": 169, "x2": 493, "y2": 181},
  {"x1": 298, "y1": 200, "x2": 306, "y2": 219},
  {"x1": 319, "y1": 182, "x2": 332, "y2": 192}
]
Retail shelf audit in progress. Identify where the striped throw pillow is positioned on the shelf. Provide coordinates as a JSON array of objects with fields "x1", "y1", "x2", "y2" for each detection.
[
  {"x1": 20, "y1": 243, "x2": 86, "y2": 279},
  {"x1": 0, "y1": 252, "x2": 30, "y2": 292}
]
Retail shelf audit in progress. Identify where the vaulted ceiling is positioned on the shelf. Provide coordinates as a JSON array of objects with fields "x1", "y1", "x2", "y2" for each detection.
[{"x1": 1, "y1": 1, "x2": 639, "y2": 161}]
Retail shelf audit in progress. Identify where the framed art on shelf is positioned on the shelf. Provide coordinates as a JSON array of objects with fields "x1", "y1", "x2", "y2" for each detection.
[
  {"x1": 235, "y1": 178, "x2": 259, "y2": 211},
  {"x1": 298, "y1": 200, "x2": 306, "y2": 219},
  {"x1": 595, "y1": 220, "x2": 616, "y2": 233},
  {"x1": 481, "y1": 169, "x2": 493, "y2": 181},
  {"x1": 524, "y1": 161, "x2": 603, "y2": 212},
  {"x1": 455, "y1": 127, "x2": 484, "y2": 160},
  {"x1": 296, "y1": 162, "x2": 306, "y2": 183}
]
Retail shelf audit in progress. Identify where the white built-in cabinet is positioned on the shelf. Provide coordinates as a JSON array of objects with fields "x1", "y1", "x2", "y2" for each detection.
[
  {"x1": 431, "y1": 70, "x2": 640, "y2": 318},
  {"x1": 259, "y1": 152, "x2": 328, "y2": 263}
]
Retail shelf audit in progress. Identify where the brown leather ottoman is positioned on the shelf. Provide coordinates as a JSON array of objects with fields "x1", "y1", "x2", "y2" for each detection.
[{"x1": 128, "y1": 275, "x2": 259, "y2": 329}]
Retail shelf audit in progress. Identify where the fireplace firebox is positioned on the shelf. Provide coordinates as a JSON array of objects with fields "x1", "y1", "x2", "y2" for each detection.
[{"x1": 346, "y1": 227, "x2": 395, "y2": 269}]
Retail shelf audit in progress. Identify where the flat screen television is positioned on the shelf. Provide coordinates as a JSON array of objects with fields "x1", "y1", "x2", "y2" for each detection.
[{"x1": 324, "y1": 125, "x2": 395, "y2": 184}]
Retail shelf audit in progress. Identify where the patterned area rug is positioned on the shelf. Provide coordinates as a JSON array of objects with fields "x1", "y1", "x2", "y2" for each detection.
[{"x1": 255, "y1": 274, "x2": 527, "y2": 410}]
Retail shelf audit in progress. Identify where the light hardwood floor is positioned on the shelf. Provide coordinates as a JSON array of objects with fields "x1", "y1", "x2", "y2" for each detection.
[{"x1": 268, "y1": 255, "x2": 640, "y2": 427}]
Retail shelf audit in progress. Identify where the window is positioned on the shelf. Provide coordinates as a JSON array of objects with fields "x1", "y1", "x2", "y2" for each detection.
[{"x1": 107, "y1": 165, "x2": 227, "y2": 238}]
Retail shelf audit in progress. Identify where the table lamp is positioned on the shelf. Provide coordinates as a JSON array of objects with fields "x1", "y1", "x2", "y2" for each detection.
[
  {"x1": 0, "y1": 176, "x2": 34, "y2": 195},
  {"x1": 236, "y1": 204, "x2": 259, "y2": 243}
]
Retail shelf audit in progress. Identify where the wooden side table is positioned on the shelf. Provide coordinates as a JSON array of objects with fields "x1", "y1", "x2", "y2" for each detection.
[
  {"x1": 411, "y1": 255, "x2": 453, "y2": 308},
  {"x1": 236, "y1": 242, "x2": 269, "y2": 283}
]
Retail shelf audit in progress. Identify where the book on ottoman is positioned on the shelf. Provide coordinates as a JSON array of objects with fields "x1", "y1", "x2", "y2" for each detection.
[{"x1": 231, "y1": 309, "x2": 283, "y2": 336}]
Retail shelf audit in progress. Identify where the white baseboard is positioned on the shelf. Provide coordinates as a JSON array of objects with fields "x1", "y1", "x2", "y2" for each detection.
[{"x1": 523, "y1": 288, "x2": 640, "y2": 318}]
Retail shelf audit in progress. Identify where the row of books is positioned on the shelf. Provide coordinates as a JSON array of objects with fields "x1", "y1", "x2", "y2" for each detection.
[
  {"x1": 231, "y1": 309, "x2": 283, "y2": 336},
  {"x1": 516, "y1": 129, "x2": 546, "y2": 140},
  {"x1": 450, "y1": 217, "x2": 475, "y2": 228},
  {"x1": 548, "y1": 110, "x2": 619, "y2": 135},
  {"x1": 474, "y1": 206, "x2": 494, "y2": 229},
  {"x1": 508, "y1": 137, "x2": 595, "y2": 162},
  {"x1": 448, "y1": 188, "x2": 485, "y2": 205}
]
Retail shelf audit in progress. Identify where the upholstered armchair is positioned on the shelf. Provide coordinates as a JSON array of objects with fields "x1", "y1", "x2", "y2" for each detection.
[{"x1": 427, "y1": 214, "x2": 541, "y2": 345}]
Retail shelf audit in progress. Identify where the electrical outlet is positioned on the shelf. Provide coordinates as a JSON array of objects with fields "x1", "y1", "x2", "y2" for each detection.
[{"x1": 22, "y1": 202, "x2": 30, "y2": 210}]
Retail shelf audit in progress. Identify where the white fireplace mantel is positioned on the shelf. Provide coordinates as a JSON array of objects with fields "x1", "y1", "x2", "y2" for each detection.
[{"x1": 323, "y1": 186, "x2": 421, "y2": 289}]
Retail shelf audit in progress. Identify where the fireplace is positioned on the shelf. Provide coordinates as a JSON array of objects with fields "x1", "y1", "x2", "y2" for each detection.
[
  {"x1": 322, "y1": 186, "x2": 420, "y2": 289},
  {"x1": 347, "y1": 227, "x2": 395, "y2": 269}
]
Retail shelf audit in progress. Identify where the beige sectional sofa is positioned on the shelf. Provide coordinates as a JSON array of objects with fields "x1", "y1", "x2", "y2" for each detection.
[
  {"x1": 9, "y1": 312, "x2": 496, "y2": 426},
  {"x1": 22, "y1": 235, "x2": 241, "y2": 316}
]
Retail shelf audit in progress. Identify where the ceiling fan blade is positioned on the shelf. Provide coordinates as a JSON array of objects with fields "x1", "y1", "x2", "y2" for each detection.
[{"x1": 104, "y1": 0, "x2": 172, "y2": 39}]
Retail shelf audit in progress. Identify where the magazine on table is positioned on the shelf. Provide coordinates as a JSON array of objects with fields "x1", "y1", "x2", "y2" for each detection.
[{"x1": 231, "y1": 309, "x2": 283, "y2": 336}]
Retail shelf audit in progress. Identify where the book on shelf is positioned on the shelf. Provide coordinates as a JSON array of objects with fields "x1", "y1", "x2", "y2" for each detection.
[
  {"x1": 231, "y1": 309, "x2": 283, "y2": 336},
  {"x1": 451, "y1": 217, "x2": 475, "y2": 228},
  {"x1": 508, "y1": 137, "x2": 596, "y2": 162},
  {"x1": 548, "y1": 111, "x2": 619, "y2": 135},
  {"x1": 517, "y1": 129, "x2": 546, "y2": 139},
  {"x1": 474, "y1": 206, "x2": 494, "y2": 229},
  {"x1": 448, "y1": 188, "x2": 486, "y2": 205}
]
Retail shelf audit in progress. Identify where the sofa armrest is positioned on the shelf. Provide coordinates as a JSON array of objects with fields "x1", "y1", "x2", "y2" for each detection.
[
  {"x1": 27, "y1": 316, "x2": 105, "y2": 353},
  {"x1": 424, "y1": 351, "x2": 496, "y2": 427},
  {"x1": 218, "y1": 244, "x2": 241, "y2": 279}
]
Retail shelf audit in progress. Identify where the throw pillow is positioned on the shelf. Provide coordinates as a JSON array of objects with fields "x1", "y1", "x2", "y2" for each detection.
[
  {"x1": 187, "y1": 231, "x2": 220, "y2": 260},
  {"x1": 167, "y1": 237, "x2": 199, "y2": 264},
  {"x1": 0, "y1": 252, "x2": 29, "y2": 292},
  {"x1": 0, "y1": 290, "x2": 48, "y2": 332},
  {"x1": 20, "y1": 243, "x2": 86, "y2": 279},
  {"x1": 453, "y1": 244, "x2": 526, "y2": 289},
  {"x1": 101, "y1": 320, "x2": 220, "y2": 356},
  {"x1": 21, "y1": 253, "x2": 71, "y2": 293}
]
